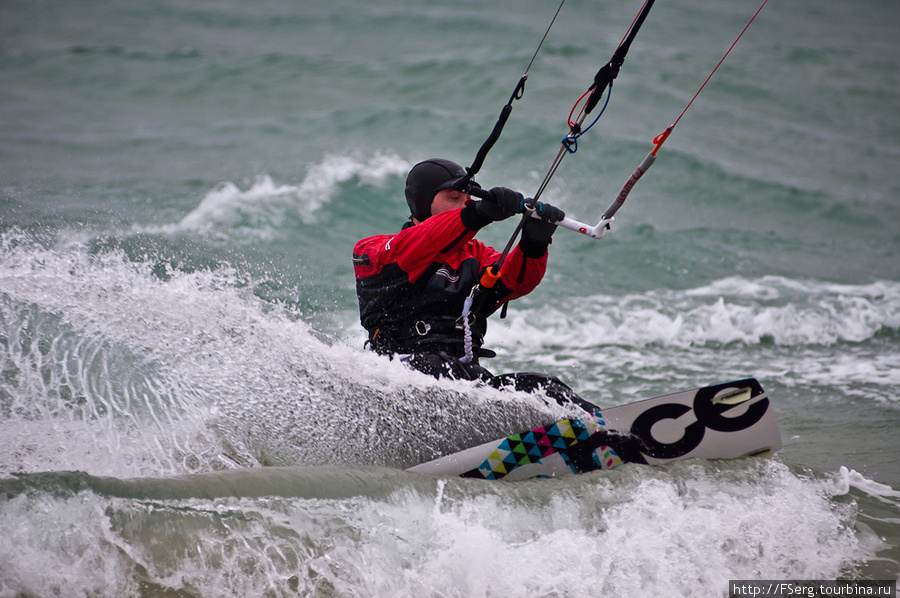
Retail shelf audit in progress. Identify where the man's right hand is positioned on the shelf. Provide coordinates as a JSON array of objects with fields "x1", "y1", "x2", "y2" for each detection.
[{"x1": 475, "y1": 187, "x2": 525, "y2": 221}]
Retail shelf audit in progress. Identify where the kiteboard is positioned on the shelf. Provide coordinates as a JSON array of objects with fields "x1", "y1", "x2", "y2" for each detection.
[{"x1": 406, "y1": 378, "x2": 781, "y2": 481}]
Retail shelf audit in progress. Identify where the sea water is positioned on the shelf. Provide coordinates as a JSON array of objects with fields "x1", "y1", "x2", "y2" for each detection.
[{"x1": 1, "y1": 0, "x2": 898, "y2": 596}]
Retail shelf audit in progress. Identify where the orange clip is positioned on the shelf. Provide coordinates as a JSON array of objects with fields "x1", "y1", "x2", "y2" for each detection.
[{"x1": 480, "y1": 265, "x2": 501, "y2": 289}]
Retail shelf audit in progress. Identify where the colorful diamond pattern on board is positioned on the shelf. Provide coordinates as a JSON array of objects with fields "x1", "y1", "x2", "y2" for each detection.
[
  {"x1": 591, "y1": 445, "x2": 623, "y2": 470},
  {"x1": 474, "y1": 417, "x2": 595, "y2": 480}
]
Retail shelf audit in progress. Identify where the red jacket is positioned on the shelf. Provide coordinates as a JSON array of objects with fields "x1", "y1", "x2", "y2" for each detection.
[{"x1": 353, "y1": 202, "x2": 549, "y2": 358}]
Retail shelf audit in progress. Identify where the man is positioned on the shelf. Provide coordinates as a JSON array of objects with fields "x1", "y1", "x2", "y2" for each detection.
[{"x1": 352, "y1": 158, "x2": 564, "y2": 383}]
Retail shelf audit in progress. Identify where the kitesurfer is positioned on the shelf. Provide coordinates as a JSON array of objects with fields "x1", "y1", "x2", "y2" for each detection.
[{"x1": 352, "y1": 158, "x2": 564, "y2": 382}]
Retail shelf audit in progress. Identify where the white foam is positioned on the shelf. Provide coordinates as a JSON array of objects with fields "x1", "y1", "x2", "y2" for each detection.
[
  {"x1": 179, "y1": 175, "x2": 297, "y2": 236},
  {"x1": 490, "y1": 276, "x2": 900, "y2": 351},
  {"x1": 0, "y1": 494, "x2": 141, "y2": 597},
  {"x1": 834, "y1": 466, "x2": 900, "y2": 506}
]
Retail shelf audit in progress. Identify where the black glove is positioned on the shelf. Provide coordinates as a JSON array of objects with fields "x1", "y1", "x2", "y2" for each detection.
[
  {"x1": 531, "y1": 200, "x2": 564, "y2": 224},
  {"x1": 475, "y1": 187, "x2": 525, "y2": 222},
  {"x1": 522, "y1": 200, "x2": 565, "y2": 245}
]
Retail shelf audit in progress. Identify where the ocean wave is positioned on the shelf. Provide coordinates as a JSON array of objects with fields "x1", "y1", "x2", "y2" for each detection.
[
  {"x1": 135, "y1": 153, "x2": 409, "y2": 240},
  {"x1": 0, "y1": 460, "x2": 864, "y2": 597}
]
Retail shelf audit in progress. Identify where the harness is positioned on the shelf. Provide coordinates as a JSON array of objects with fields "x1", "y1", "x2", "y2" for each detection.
[{"x1": 366, "y1": 316, "x2": 496, "y2": 359}]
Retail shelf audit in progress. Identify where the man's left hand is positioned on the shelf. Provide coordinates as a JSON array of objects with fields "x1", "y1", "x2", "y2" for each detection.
[{"x1": 523, "y1": 200, "x2": 565, "y2": 244}]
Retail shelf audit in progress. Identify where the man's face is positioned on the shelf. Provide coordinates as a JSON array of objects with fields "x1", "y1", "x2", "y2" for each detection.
[{"x1": 430, "y1": 188, "x2": 471, "y2": 217}]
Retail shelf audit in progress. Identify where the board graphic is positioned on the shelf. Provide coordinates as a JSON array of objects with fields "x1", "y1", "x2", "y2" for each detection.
[{"x1": 407, "y1": 378, "x2": 781, "y2": 481}]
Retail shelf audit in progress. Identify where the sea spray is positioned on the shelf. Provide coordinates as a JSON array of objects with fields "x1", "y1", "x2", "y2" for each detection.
[{"x1": 0, "y1": 236, "x2": 568, "y2": 478}]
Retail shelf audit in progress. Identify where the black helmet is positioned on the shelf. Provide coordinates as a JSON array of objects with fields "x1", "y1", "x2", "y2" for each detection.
[{"x1": 404, "y1": 158, "x2": 474, "y2": 221}]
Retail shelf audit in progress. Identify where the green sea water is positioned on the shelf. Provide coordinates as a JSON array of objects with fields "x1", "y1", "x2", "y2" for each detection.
[{"x1": 2, "y1": 0, "x2": 899, "y2": 595}]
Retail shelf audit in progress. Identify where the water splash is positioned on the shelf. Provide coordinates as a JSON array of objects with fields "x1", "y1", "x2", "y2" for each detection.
[{"x1": 0, "y1": 234, "x2": 565, "y2": 478}]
